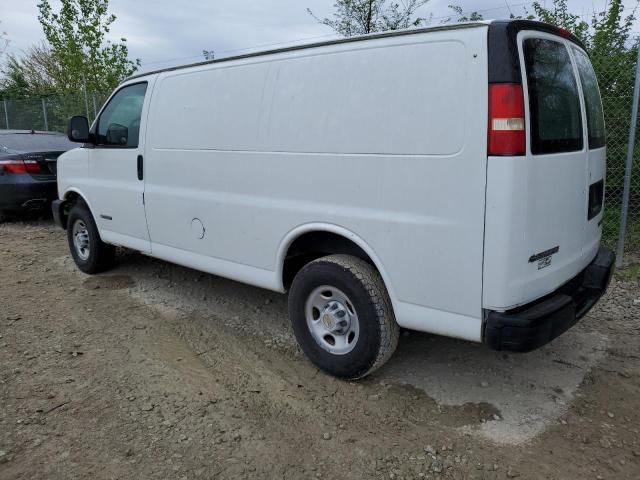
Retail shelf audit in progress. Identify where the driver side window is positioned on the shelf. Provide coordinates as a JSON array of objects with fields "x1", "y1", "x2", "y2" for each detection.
[{"x1": 96, "y1": 82, "x2": 147, "y2": 148}]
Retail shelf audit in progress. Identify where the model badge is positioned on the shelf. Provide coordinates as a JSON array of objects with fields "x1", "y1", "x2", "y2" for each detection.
[
  {"x1": 529, "y1": 246, "x2": 559, "y2": 270},
  {"x1": 538, "y1": 256, "x2": 552, "y2": 270}
]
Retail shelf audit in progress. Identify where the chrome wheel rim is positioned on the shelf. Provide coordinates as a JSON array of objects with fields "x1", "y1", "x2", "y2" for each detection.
[
  {"x1": 305, "y1": 286, "x2": 359, "y2": 355},
  {"x1": 72, "y1": 220, "x2": 90, "y2": 261}
]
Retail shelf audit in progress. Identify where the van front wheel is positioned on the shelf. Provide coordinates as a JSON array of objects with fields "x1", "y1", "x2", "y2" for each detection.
[
  {"x1": 67, "y1": 204, "x2": 115, "y2": 274},
  {"x1": 288, "y1": 255, "x2": 399, "y2": 380}
]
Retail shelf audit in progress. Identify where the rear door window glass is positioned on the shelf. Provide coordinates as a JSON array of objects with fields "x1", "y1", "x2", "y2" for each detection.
[
  {"x1": 572, "y1": 48, "x2": 606, "y2": 149},
  {"x1": 523, "y1": 38, "x2": 583, "y2": 154}
]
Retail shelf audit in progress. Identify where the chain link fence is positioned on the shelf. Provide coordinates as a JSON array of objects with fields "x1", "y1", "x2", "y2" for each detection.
[
  {"x1": 1, "y1": 69, "x2": 639, "y2": 265},
  {"x1": 0, "y1": 90, "x2": 110, "y2": 134},
  {"x1": 593, "y1": 57, "x2": 640, "y2": 265}
]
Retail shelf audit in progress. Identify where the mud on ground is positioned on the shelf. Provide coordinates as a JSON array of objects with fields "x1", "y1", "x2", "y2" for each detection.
[{"x1": 1, "y1": 219, "x2": 639, "y2": 479}]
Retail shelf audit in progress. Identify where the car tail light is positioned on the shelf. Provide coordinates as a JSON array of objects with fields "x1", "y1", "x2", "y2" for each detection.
[
  {"x1": 0, "y1": 158, "x2": 42, "y2": 174},
  {"x1": 488, "y1": 83, "x2": 526, "y2": 156},
  {"x1": 23, "y1": 159, "x2": 42, "y2": 173}
]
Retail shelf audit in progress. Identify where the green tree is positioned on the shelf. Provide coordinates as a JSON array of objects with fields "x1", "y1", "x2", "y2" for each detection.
[
  {"x1": 445, "y1": 5, "x2": 483, "y2": 22},
  {"x1": 0, "y1": 21, "x2": 9, "y2": 59},
  {"x1": 308, "y1": 0, "x2": 430, "y2": 36},
  {"x1": 1, "y1": 43, "x2": 58, "y2": 98},
  {"x1": 530, "y1": 0, "x2": 590, "y2": 42},
  {"x1": 36, "y1": 0, "x2": 140, "y2": 93},
  {"x1": 0, "y1": 43, "x2": 99, "y2": 131}
]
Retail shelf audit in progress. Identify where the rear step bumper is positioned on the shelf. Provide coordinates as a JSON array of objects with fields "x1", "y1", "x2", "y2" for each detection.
[{"x1": 483, "y1": 247, "x2": 615, "y2": 352}]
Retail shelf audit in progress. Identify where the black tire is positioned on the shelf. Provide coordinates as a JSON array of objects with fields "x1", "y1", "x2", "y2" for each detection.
[
  {"x1": 67, "y1": 203, "x2": 115, "y2": 274},
  {"x1": 288, "y1": 254, "x2": 399, "y2": 380}
]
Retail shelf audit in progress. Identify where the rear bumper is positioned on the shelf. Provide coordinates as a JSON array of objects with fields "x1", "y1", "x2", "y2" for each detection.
[
  {"x1": 0, "y1": 177, "x2": 57, "y2": 211},
  {"x1": 483, "y1": 246, "x2": 615, "y2": 352}
]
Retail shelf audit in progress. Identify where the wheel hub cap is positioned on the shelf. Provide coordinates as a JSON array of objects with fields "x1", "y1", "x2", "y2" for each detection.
[
  {"x1": 305, "y1": 286, "x2": 360, "y2": 355},
  {"x1": 321, "y1": 301, "x2": 351, "y2": 334},
  {"x1": 72, "y1": 220, "x2": 90, "y2": 261}
]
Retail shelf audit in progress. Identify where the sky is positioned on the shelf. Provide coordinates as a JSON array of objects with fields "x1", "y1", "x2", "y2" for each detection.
[{"x1": 1, "y1": 0, "x2": 639, "y2": 74}]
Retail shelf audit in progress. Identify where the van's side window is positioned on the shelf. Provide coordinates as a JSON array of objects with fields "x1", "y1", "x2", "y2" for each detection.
[
  {"x1": 523, "y1": 39, "x2": 583, "y2": 154},
  {"x1": 96, "y1": 83, "x2": 148, "y2": 148},
  {"x1": 573, "y1": 48, "x2": 606, "y2": 149}
]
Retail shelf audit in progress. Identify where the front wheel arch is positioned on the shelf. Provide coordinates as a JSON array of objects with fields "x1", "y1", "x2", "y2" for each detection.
[{"x1": 57, "y1": 190, "x2": 92, "y2": 230}]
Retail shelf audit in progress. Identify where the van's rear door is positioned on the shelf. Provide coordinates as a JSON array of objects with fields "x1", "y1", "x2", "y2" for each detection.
[
  {"x1": 572, "y1": 46, "x2": 607, "y2": 252},
  {"x1": 483, "y1": 26, "x2": 606, "y2": 310}
]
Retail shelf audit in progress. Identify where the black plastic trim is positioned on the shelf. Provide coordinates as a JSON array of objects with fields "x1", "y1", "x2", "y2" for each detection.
[
  {"x1": 52, "y1": 199, "x2": 65, "y2": 229},
  {"x1": 484, "y1": 247, "x2": 615, "y2": 352},
  {"x1": 588, "y1": 180, "x2": 604, "y2": 220}
]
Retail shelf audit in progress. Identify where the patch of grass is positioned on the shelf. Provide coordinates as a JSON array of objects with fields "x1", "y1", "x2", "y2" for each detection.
[
  {"x1": 602, "y1": 206, "x2": 640, "y2": 253},
  {"x1": 615, "y1": 263, "x2": 640, "y2": 282}
]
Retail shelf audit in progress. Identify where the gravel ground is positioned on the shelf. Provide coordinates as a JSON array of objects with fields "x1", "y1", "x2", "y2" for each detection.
[{"x1": 1, "y1": 219, "x2": 639, "y2": 479}]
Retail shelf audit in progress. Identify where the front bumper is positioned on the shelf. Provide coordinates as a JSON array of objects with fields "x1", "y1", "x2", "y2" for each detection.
[
  {"x1": 483, "y1": 247, "x2": 615, "y2": 352},
  {"x1": 52, "y1": 199, "x2": 66, "y2": 229}
]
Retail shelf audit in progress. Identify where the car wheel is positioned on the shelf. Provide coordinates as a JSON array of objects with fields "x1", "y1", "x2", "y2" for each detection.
[
  {"x1": 288, "y1": 254, "x2": 399, "y2": 380},
  {"x1": 67, "y1": 204, "x2": 115, "y2": 274}
]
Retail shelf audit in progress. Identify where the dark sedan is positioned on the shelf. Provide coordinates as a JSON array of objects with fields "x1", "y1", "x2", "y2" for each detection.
[{"x1": 0, "y1": 130, "x2": 75, "y2": 221}]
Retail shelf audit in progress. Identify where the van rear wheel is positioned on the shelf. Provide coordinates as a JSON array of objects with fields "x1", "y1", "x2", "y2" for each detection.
[
  {"x1": 67, "y1": 204, "x2": 115, "y2": 274},
  {"x1": 288, "y1": 254, "x2": 399, "y2": 380}
]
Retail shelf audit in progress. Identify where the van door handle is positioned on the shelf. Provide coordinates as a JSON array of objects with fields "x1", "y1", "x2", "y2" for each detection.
[{"x1": 137, "y1": 155, "x2": 143, "y2": 181}]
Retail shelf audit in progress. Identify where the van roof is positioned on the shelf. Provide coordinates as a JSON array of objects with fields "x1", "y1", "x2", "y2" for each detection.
[
  {"x1": 126, "y1": 19, "x2": 585, "y2": 83},
  {"x1": 126, "y1": 21, "x2": 491, "y2": 82}
]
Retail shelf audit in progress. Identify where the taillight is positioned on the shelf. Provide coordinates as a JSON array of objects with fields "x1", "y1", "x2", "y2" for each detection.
[
  {"x1": 23, "y1": 160, "x2": 42, "y2": 173},
  {"x1": 488, "y1": 83, "x2": 526, "y2": 156},
  {"x1": 0, "y1": 159, "x2": 42, "y2": 174}
]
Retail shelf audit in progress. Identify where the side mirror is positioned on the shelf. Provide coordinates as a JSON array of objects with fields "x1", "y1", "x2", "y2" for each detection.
[{"x1": 67, "y1": 116, "x2": 91, "y2": 143}]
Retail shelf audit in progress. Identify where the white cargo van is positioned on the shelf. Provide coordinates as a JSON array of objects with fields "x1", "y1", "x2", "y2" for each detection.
[{"x1": 54, "y1": 20, "x2": 615, "y2": 379}]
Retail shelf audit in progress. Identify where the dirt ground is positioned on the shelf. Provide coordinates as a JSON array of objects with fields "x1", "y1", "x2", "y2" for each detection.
[{"x1": 1, "y1": 219, "x2": 639, "y2": 480}]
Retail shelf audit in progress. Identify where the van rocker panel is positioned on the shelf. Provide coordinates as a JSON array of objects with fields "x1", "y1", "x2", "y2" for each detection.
[{"x1": 483, "y1": 247, "x2": 614, "y2": 352}]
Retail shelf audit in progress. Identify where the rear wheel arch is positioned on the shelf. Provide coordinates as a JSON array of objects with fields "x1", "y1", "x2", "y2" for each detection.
[{"x1": 278, "y1": 225, "x2": 396, "y2": 302}]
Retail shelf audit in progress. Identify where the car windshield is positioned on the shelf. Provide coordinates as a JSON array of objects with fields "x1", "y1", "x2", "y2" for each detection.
[{"x1": 0, "y1": 132, "x2": 75, "y2": 154}]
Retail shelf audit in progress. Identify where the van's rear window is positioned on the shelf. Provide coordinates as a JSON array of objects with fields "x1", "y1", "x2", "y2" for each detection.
[
  {"x1": 523, "y1": 38, "x2": 583, "y2": 155},
  {"x1": 573, "y1": 48, "x2": 606, "y2": 149}
]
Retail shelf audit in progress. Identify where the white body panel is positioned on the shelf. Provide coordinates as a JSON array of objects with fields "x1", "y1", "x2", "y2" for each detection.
[{"x1": 141, "y1": 27, "x2": 489, "y2": 341}]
